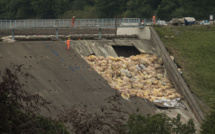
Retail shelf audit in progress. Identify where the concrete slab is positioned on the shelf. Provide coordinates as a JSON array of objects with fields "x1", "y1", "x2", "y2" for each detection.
[
  {"x1": 132, "y1": 40, "x2": 156, "y2": 54},
  {"x1": 117, "y1": 26, "x2": 151, "y2": 40}
]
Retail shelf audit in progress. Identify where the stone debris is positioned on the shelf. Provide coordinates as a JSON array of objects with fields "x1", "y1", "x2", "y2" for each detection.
[
  {"x1": 153, "y1": 98, "x2": 185, "y2": 108},
  {"x1": 1, "y1": 36, "x2": 15, "y2": 43},
  {"x1": 85, "y1": 54, "x2": 182, "y2": 106}
]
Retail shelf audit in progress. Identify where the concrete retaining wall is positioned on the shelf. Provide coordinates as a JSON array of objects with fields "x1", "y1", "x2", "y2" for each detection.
[
  {"x1": 117, "y1": 27, "x2": 139, "y2": 36},
  {"x1": 138, "y1": 27, "x2": 151, "y2": 40},
  {"x1": 149, "y1": 26, "x2": 204, "y2": 123},
  {"x1": 117, "y1": 26, "x2": 151, "y2": 40},
  {"x1": 69, "y1": 40, "x2": 155, "y2": 57}
]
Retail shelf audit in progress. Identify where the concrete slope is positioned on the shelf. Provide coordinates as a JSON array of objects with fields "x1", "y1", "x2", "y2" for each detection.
[
  {"x1": 69, "y1": 40, "x2": 155, "y2": 58},
  {"x1": 70, "y1": 40, "x2": 118, "y2": 57},
  {"x1": 0, "y1": 41, "x2": 157, "y2": 118}
]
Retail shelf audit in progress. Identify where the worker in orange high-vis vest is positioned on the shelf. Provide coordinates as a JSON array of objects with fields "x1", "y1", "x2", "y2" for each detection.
[
  {"x1": 66, "y1": 38, "x2": 70, "y2": 50},
  {"x1": 71, "y1": 16, "x2": 76, "y2": 26},
  {"x1": 153, "y1": 15, "x2": 156, "y2": 24}
]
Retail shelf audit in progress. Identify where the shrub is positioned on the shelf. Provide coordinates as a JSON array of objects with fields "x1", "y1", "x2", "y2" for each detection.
[
  {"x1": 200, "y1": 104, "x2": 215, "y2": 134},
  {"x1": 121, "y1": 113, "x2": 195, "y2": 134}
]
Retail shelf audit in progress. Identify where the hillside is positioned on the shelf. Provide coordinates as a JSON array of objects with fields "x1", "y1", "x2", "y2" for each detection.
[{"x1": 0, "y1": 0, "x2": 215, "y2": 20}]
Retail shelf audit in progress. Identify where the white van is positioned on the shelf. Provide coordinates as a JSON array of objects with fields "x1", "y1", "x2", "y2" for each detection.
[
  {"x1": 156, "y1": 20, "x2": 167, "y2": 26},
  {"x1": 200, "y1": 20, "x2": 210, "y2": 25}
]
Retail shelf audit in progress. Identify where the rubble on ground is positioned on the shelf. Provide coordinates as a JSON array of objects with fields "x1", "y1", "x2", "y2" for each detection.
[
  {"x1": 85, "y1": 54, "x2": 182, "y2": 103},
  {"x1": 1, "y1": 36, "x2": 15, "y2": 43}
]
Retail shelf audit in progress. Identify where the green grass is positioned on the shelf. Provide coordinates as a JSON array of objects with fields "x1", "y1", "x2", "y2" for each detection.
[{"x1": 155, "y1": 25, "x2": 215, "y2": 107}]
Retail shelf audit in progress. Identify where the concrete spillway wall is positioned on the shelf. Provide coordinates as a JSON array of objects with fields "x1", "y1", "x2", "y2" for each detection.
[
  {"x1": 148, "y1": 27, "x2": 204, "y2": 123},
  {"x1": 69, "y1": 40, "x2": 155, "y2": 58},
  {"x1": 117, "y1": 26, "x2": 205, "y2": 123},
  {"x1": 117, "y1": 27, "x2": 151, "y2": 40}
]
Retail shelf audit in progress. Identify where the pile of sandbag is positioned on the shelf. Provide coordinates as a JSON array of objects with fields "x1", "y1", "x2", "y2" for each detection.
[{"x1": 85, "y1": 54, "x2": 182, "y2": 101}]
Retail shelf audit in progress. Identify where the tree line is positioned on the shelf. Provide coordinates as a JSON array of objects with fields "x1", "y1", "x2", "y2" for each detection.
[{"x1": 0, "y1": 0, "x2": 215, "y2": 20}]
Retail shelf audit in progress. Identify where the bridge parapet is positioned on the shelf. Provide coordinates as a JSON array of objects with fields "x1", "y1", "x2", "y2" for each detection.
[{"x1": 0, "y1": 18, "x2": 154, "y2": 30}]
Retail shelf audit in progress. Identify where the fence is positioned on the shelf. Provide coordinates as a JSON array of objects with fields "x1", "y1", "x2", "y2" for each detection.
[{"x1": 0, "y1": 18, "x2": 154, "y2": 30}]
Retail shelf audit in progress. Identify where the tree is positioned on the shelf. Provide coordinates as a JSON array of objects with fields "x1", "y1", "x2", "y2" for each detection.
[
  {"x1": 0, "y1": 0, "x2": 9, "y2": 19},
  {"x1": 201, "y1": 104, "x2": 215, "y2": 134},
  {"x1": 95, "y1": 0, "x2": 128, "y2": 18},
  {"x1": 52, "y1": 0, "x2": 71, "y2": 17},
  {"x1": 148, "y1": 0, "x2": 162, "y2": 10},
  {"x1": 0, "y1": 0, "x2": 35, "y2": 19},
  {"x1": 72, "y1": 0, "x2": 95, "y2": 10},
  {"x1": 31, "y1": 0, "x2": 55, "y2": 18},
  {"x1": 121, "y1": 113, "x2": 195, "y2": 134},
  {"x1": 124, "y1": 0, "x2": 153, "y2": 18},
  {"x1": 15, "y1": 0, "x2": 35, "y2": 19},
  {"x1": 157, "y1": 0, "x2": 180, "y2": 20}
]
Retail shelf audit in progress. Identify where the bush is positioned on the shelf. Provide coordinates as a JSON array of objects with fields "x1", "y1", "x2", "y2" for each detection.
[
  {"x1": 121, "y1": 113, "x2": 195, "y2": 134},
  {"x1": 201, "y1": 104, "x2": 215, "y2": 134}
]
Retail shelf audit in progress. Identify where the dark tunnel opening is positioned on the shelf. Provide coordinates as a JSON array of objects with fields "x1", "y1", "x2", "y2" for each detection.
[{"x1": 112, "y1": 45, "x2": 141, "y2": 57}]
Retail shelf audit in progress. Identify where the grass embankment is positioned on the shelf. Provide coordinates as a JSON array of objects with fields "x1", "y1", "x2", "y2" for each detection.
[{"x1": 155, "y1": 25, "x2": 215, "y2": 107}]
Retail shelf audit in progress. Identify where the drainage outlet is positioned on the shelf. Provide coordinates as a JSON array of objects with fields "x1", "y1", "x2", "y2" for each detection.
[{"x1": 112, "y1": 46, "x2": 140, "y2": 57}]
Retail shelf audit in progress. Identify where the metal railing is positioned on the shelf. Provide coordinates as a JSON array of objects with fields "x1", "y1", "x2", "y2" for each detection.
[{"x1": 0, "y1": 18, "x2": 153, "y2": 30}]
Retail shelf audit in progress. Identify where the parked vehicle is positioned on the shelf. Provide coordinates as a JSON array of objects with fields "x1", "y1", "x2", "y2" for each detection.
[
  {"x1": 172, "y1": 17, "x2": 196, "y2": 26},
  {"x1": 156, "y1": 20, "x2": 167, "y2": 26},
  {"x1": 200, "y1": 20, "x2": 210, "y2": 25}
]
